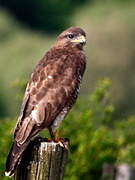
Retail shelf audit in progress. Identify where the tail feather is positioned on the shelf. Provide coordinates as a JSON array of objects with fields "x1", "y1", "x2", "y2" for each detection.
[{"x1": 5, "y1": 141, "x2": 27, "y2": 177}]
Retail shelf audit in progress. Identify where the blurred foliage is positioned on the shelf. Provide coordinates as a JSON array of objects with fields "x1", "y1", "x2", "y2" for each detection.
[
  {"x1": 0, "y1": 0, "x2": 91, "y2": 33},
  {"x1": 0, "y1": 1, "x2": 135, "y2": 117},
  {"x1": 0, "y1": 1, "x2": 135, "y2": 179},
  {"x1": 0, "y1": 118, "x2": 15, "y2": 180},
  {"x1": 12, "y1": 79, "x2": 27, "y2": 102},
  {"x1": 0, "y1": 90, "x2": 8, "y2": 117},
  {"x1": 1, "y1": 79, "x2": 135, "y2": 180}
]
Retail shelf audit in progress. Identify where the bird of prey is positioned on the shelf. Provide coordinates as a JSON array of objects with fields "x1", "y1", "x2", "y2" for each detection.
[{"x1": 5, "y1": 27, "x2": 86, "y2": 177}]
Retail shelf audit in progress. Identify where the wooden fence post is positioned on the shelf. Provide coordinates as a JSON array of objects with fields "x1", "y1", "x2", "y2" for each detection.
[
  {"x1": 102, "y1": 163, "x2": 135, "y2": 180},
  {"x1": 14, "y1": 137, "x2": 69, "y2": 180},
  {"x1": 116, "y1": 164, "x2": 135, "y2": 180},
  {"x1": 102, "y1": 163, "x2": 116, "y2": 180}
]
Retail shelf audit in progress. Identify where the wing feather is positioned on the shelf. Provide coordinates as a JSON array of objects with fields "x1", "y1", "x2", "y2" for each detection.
[
  {"x1": 5, "y1": 30, "x2": 86, "y2": 177},
  {"x1": 14, "y1": 53, "x2": 83, "y2": 145},
  {"x1": 14, "y1": 84, "x2": 30, "y2": 136}
]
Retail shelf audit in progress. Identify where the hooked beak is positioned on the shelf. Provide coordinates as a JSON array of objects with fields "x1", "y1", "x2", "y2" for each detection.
[{"x1": 71, "y1": 35, "x2": 86, "y2": 45}]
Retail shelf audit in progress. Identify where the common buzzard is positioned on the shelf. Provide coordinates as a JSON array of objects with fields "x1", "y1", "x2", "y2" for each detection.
[{"x1": 5, "y1": 27, "x2": 86, "y2": 177}]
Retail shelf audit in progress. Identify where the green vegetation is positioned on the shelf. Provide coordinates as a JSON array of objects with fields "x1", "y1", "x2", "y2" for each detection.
[
  {"x1": 0, "y1": 118, "x2": 15, "y2": 180},
  {"x1": 62, "y1": 79, "x2": 135, "y2": 180},
  {"x1": 1, "y1": 79, "x2": 135, "y2": 180},
  {"x1": 1, "y1": 1, "x2": 135, "y2": 117},
  {"x1": 0, "y1": 0, "x2": 135, "y2": 179}
]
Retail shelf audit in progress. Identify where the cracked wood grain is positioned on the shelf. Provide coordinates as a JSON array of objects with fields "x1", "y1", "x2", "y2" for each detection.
[{"x1": 14, "y1": 137, "x2": 69, "y2": 180}]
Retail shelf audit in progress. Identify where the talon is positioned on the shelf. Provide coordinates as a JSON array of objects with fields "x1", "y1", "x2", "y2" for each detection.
[
  {"x1": 57, "y1": 138, "x2": 69, "y2": 149},
  {"x1": 48, "y1": 128, "x2": 69, "y2": 149},
  {"x1": 63, "y1": 143, "x2": 68, "y2": 150},
  {"x1": 52, "y1": 138, "x2": 68, "y2": 149},
  {"x1": 58, "y1": 141, "x2": 64, "y2": 148}
]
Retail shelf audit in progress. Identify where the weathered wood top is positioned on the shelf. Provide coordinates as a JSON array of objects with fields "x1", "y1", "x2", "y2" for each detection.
[{"x1": 14, "y1": 137, "x2": 69, "y2": 180}]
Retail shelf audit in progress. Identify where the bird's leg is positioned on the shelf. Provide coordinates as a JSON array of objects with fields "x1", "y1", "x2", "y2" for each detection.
[
  {"x1": 48, "y1": 127, "x2": 68, "y2": 149},
  {"x1": 48, "y1": 127, "x2": 59, "y2": 141}
]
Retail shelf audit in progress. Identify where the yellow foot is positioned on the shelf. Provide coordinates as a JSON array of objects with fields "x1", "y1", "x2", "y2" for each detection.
[{"x1": 53, "y1": 137, "x2": 69, "y2": 149}]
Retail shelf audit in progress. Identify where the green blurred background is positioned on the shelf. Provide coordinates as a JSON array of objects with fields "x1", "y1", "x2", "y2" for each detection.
[{"x1": 0, "y1": 0, "x2": 135, "y2": 179}]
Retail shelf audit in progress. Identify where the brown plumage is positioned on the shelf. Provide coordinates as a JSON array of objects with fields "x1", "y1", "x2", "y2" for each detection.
[{"x1": 5, "y1": 27, "x2": 86, "y2": 177}]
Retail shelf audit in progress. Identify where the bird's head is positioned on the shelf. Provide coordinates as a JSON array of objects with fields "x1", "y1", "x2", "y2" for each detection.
[{"x1": 55, "y1": 27, "x2": 86, "y2": 50}]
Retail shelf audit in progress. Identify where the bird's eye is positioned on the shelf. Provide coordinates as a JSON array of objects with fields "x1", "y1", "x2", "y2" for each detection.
[{"x1": 68, "y1": 34, "x2": 74, "y2": 39}]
